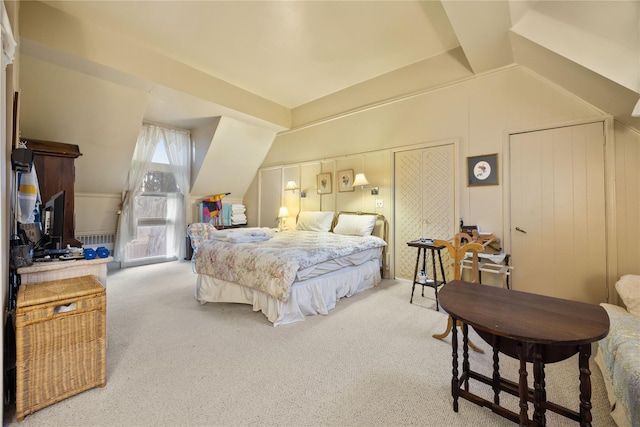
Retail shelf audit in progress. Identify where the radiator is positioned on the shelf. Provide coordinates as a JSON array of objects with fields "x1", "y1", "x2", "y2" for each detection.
[{"x1": 75, "y1": 232, "x2": 116, "y2": 252}]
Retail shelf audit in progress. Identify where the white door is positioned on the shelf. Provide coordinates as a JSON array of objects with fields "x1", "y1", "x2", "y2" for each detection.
[
  {"x1": 509, "y1": 122, "x2": 607, "y2": 304},
  {"x1": 395, "y1": 144, "x2": 455, "y2": 280}
]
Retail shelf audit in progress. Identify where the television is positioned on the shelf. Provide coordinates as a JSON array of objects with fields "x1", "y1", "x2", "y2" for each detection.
[{"x1": 41, "y1": 190, "x2": 65, "y2": 250}]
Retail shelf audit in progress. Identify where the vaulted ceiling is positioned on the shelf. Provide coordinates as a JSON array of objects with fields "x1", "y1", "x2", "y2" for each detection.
[
  {"x1": 30, "y1": 0, "x2": 640, "y2": 130},
  {"x1": 15, "y1": 1, "x2": 640, "y2": 197}
]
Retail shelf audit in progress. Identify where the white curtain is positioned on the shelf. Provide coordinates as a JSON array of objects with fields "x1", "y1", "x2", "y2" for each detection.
[
  {"x1": 113, "y1": 124, "x2": 190, "y2": 262},
  {"x1": 113, "y1": 126, "x2": 162, "y2": 261},
  {"x1": 163, "y1": 129, "x2": 190, "y2": 259}
]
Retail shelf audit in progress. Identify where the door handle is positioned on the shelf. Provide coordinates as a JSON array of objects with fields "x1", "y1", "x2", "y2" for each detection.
[{"x1": 515, "y1": 227, "x2": 527, "y2": 234}]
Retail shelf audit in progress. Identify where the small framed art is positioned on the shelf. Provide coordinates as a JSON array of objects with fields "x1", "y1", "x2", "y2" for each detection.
[
  {"x1": 467, "y1": 154, "x2": 498, "y2": 186},
  {"x1": 338, "y1": 169, "x2": 354, "y2": 192},
  {"x1": 317, "y1": 172, "x2": 332, "y2": 194}
]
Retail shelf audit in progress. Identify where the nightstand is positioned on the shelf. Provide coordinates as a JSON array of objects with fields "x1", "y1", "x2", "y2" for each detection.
[{"x1": 406, "y1": 239, "x2": 447, "y2": 310}]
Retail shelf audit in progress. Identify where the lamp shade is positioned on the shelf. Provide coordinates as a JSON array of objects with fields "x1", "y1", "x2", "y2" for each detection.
[
  {"x1": 352, "y1": 173, "x2": 369, "y2": 188},
  {"x1": 278, "y1": 206, "x2": 289, "y2": 218},
  {"x1": 284, "y1": 180, "x2": 298, "y2": 191}
]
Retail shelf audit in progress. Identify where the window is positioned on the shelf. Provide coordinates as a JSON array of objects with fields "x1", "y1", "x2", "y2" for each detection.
[{"x1": 117, "y1": 125, "x2": 191, "y2": 266}]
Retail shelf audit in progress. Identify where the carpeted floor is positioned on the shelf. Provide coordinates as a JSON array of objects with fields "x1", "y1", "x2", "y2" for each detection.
[{"x1": 4, "y1": 260, "x2": 616, "y2": 426}]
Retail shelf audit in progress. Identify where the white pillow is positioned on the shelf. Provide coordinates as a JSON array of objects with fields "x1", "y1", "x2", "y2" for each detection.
[
  {"x1": 333, "y1": 214, "x2": 377, "y2": 237},
  {"x1": 296, "y1": 211, "x2": 334, "y2": 232},
  {"x1": 615, "y1": 274, "x2": 640, "y2": 316}
]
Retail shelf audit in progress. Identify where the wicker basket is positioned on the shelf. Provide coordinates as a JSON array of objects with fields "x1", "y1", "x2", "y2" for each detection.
[{"x1": 15, "y1": 275, "x2": 106, "y2": 422}]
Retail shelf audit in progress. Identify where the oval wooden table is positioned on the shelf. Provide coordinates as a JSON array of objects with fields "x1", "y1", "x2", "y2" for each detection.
[{"x1": 438, "y1": 280, "x2": 609, "y2": 427}]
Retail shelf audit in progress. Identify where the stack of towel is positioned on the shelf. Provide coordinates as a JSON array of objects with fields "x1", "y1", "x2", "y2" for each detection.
[
  {"x1": 231, "y1": 204, "x2": 247, "y2": 225},
  {"x1": 221, "y1": 204, "x2": 233, "y2": 226}
]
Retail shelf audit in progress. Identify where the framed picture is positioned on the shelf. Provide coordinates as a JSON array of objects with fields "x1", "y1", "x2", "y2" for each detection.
[
  {"x1": 338, "y1": 169, "x2": 354, "y2": 192},
  {"x1": 467, "y1": 154, "x2": 498, "y2": 186},
  {"x1": 317, "y1": 172, "x2": 332, "y2": 194}
]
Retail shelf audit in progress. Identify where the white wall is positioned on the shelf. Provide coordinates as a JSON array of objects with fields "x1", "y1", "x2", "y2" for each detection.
[
  {"x1": 19, "y1": 55, "x2": 147, "y2": 195},
  {"x1": 245, "y1": 66, "x2": 640, "y2": 286},
  {"x1": 257, "y1": 65, "x2": 602, "y2": 227}
]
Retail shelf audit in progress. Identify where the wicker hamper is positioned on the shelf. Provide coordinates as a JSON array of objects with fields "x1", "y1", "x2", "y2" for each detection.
[{"x1": 15, "y1": 275, "x2": 106, "y2": 422}]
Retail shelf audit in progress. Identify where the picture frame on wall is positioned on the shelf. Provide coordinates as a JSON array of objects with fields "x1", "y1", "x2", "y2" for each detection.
[
  {"x1": 467, "y1": 154, "x2": 498, "y2": 186},
  {"x1": 317, "y1": 173, "x2": 332, "y2": 194},
  {"x1": 338, "y1": 169, "x2": 354, "y2": 192}
]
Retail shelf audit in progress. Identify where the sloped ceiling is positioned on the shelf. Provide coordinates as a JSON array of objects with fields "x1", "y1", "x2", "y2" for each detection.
[
  {"x1": 24, "y1": 0, "x2": 639, "y2": 127},
  {"x1": 16, "y1": 1, "x2": 640, "y2": 196},
  {"x1": 36, "y1": 0, "x2": 461, "y2": 109}
]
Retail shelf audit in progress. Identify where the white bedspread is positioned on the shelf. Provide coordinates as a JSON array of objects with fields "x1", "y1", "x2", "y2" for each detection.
[{"x1": 193, "y1": 230, "x2": 386, "y2": 303}]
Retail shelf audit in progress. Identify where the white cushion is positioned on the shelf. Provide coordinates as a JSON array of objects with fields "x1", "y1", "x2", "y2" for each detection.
[
  {"x1": 615, "y1": 275, "x2": 640, "y2": 316},
  {"x1": 296, "y1": 211, "x2": 334, "y2": 232},
  {"x1": 333, "y1": 214, "x2": 377, "y2": 237}
]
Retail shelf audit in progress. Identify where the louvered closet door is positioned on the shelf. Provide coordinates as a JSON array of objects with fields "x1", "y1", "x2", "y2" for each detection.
[{"x1": 395, "y1": 144, "x2": 455, "y2": 281}]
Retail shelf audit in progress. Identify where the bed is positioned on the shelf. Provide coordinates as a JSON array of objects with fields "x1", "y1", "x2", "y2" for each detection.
[
  {"x1": 190, "y1": 211, "x2": 388, "y2": 326},
  {"x1": 595, "y1": 275, "x2": 640, "y2": 427}
]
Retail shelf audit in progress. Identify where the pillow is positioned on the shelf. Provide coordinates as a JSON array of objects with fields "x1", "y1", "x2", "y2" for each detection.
[
  {"x1": 615, "y1": 274, "x2": 640, "y2": 316},
  {"x1": 332, "y1": 214, "x2": 377, "y2": 237},
  {"x1": 296, "y1": 211, "x2": 334, "y2": 232}
]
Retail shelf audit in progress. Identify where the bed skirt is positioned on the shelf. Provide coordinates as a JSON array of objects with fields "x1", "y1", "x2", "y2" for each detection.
[{"x1": 195, "y1": 258, "x2": 381, "y2": 326}]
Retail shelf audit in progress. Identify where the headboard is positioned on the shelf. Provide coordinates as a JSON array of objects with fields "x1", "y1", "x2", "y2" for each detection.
[
  {"x1": 334, "y1": 211, "x2": 388, "y2": 277},
  {"x1": 333, "y1": 211, "x2": 387, "y2": 241}
]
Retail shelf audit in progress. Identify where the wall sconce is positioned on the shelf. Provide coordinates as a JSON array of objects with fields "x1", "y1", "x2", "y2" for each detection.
[
  {"x1": 278, "y1": 206, "x2": 289, "y2": 231},
  {"x1": 352, "y1": 173, "x2": 369, "y2": 190},
  {"x1": 284, "y1": 181, "x2": 299, "y2": 193}
]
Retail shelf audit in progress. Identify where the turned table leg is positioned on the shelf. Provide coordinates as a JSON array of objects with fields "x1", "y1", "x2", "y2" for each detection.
[
  {"x1": 517, "y1": 342, "x2": 530, "y2": 426},
  {"x1": 579, "y1": 344, "x2": 593, "y2": 427},
  {"x1": 433, "y1": 318, "x2": 484, "y2": 354},
  {"x1": 451, "y1": 316, "x2": 459, "y2": 412},
  {"x1": 533, "y1": 343, "x2": 547, "y2": 426}
]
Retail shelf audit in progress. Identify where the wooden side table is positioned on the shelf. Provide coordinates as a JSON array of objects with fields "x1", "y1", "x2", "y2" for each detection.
[
  {"x1": 439, "y1": 280, "x2": 609, "y2": 426},
  {"x1": 406, "y1": 239, "x2": 447, "y2": 310}
]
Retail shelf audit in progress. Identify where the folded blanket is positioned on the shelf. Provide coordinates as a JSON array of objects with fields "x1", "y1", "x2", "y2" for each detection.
[
  {"x1": 465, "y1": 252, "x2": 507, "y2": 264},
  {"x1": 231, "y1": 216, "x2": 247, "y2": 224},
  {"x1": 210, "y1": 227, "x2": 274, "y2": 243},
  {"x1": 226, "y1": 234, "x2": 270, "y2": 243}
]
